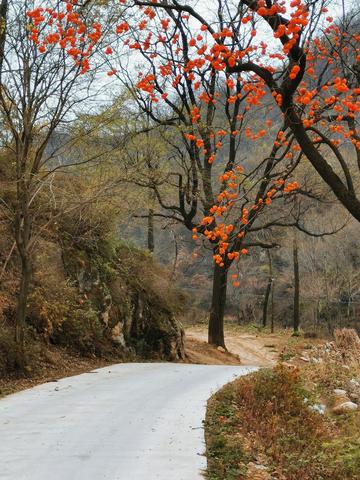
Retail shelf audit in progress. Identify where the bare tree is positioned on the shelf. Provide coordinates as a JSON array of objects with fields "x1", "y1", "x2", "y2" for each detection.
[{"x1": 0, "y1": 1, "x2": 108, "y2": 348}]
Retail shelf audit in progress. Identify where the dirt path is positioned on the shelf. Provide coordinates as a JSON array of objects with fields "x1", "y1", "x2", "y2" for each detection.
[{"x1": 185, "y1": 326, "x2": 283, "y2": 367}]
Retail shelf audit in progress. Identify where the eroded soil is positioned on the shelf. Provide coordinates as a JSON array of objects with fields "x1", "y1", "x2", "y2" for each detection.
[{"x1": 185, "y1": 325, "x2": 282, "y2": 367}]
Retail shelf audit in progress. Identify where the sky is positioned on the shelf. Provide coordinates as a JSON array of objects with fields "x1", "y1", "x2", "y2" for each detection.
[{"x1": 86, "y1": 0, "x2": 357, "y2": 110}]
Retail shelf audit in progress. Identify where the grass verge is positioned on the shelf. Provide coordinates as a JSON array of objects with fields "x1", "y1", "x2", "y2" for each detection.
[{"x1": 205, "y1": 364, "x2": 360, "y2": 480}]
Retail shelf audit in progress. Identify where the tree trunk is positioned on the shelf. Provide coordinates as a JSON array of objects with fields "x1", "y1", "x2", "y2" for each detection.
[
  {"x1": 170, "y1": 230, "x2": 178, "y2": 282},
  {"x1": 145, "y1": 110, "x2": 155, "y2": 254},
  {"x1": 262, "y1": 249, "x2": 273, "y2": 329},
  {"x1": 270, "y1": 276, "x2": 275, "y2": 333},
  {"x1": 285, "y1": 107, "x2": 360, "y2": 223},
  {"x1": 208, "y1": 262, "x2": 227, "y2": 348},
  {"x1": 15, "y1": 255, "x2": 31, "y2": 347},
  {"x1": 0, "y1": 0, "x2": 8, "y2": 76},
  {"x1": 293, "y1": 234, "x2": 300, "y2": 333},
  {"x1": 14, "y1": 180, "x2": 32, "y2": 348},
  {"x1": 262, "y1": 279, "x2": 271, "y2": 328},
  {"x1": 147, "y1": 206, "x2": 154, "y2": 253}
]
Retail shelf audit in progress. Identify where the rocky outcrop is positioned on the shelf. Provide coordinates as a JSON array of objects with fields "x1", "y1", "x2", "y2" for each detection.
[
  {"x1": 106, "y1": 275, "x2": 185, "y2": 361},
  {"x1": 29, "y1": 240, "x2": 185, "y2": 361}
]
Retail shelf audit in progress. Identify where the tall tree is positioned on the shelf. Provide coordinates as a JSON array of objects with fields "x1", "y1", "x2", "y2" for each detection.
[{"x1": 0, "y1": 0, "x2": 110, "y2": 347}]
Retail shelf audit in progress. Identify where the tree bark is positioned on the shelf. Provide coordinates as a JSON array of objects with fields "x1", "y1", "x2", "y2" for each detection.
[
  {"x1": 286, "y1": 107, "x2": 360, "y2": 223},
  {"x1": 14, "y1": 179, "x2": 32, "y2": 348},
  {"x1": 262, "y1": 250, "x2": 273, "y2": 328},
  {"x1": 262, "y1": 279, "x2": 271, "y2": 328},
  {"x1": 15, "y1": 255, "x2": 31, "y2": 347},
  {"x1": 270, "y1": 275, "x2": 275, "y2": 334},
  {"x1": 0, "y1": 0, "x2": 8, "y2": 76},
  {"x1": 208, "y1": 262, "x2": 227, "y2": 348},
  {"x1": 147, "y1": 206, "x2": 154, "y2": 253},
  {"x1": 293, "y1": 233, "x2": 300, "y2": 333},
  {"x1": 169, "y1": 230, "x2": 178, "y2": 282}
]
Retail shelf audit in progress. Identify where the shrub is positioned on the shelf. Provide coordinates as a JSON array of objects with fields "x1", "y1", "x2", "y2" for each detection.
[
  {"x1": 27, "y1": 283, "x2": 76, "y2": 337},
  {"x1": 0, "y1": 328, "x2": 40, "y2": 377},
  {"x1": 51, "y1": 304, "x2": 105, "y2": 356},
  {"x1": 0, "y1": 329, "x2": 24, "y2": 376}
]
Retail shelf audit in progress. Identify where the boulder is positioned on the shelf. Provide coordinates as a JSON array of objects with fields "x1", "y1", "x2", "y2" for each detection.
[
  {"x1": 332, "y1": 401, "x2": 358, "y2": 414},
  {"x1": 349, "y1": 378, "x2": 360, "y2": 387}
]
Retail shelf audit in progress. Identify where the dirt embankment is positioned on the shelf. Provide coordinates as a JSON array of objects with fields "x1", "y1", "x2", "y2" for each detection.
[
  {"x1": 184, "y1": 326, "x2": 283, "y2": 367},
  {"x1": 0, "y1": 347, "x2": 115, "y2": 398}
]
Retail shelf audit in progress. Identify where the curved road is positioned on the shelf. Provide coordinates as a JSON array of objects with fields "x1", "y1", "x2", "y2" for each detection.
[{"x1": 0, "y1": 363, "x2": 255, "y2": 480}]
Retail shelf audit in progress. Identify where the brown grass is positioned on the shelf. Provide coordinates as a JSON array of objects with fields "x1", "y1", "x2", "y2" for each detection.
[{"x1": 206, "y1": 343, "x2": 360, "y2": 480}]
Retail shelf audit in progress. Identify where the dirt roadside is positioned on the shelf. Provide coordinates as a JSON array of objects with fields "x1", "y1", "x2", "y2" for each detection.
[
  {"x1": 0, "y1": 347, "x2": 115, "y2": 398},
  {"x1": 184, "y1": 325, "x2": 282, "y2": 367}
]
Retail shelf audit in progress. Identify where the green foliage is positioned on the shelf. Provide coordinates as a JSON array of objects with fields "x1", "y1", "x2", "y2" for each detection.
[
  {"x1": 279, "y1": 350, "x2": 296, "y2": 361},
  {"x1": 339, "y1": 440, "x2": 360, "y2": 475}
]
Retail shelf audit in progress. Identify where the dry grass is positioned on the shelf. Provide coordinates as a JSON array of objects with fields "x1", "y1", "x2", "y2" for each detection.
[{"x1": 205, "y1": 330, "x2": 360, "y2": 480}]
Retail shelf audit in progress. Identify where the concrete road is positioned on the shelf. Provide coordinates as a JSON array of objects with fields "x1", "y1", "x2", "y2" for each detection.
[{"x1": 0, "y1": 363, "x2": 255, "y2": 480}]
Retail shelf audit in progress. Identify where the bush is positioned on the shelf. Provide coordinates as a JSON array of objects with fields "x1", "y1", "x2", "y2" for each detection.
[
  {"x1": 51, "y1": 304, "x2": 105, "y2": 356},
  {"x1": 0, "y1": 328, "x2": 40, "y2": 377},
  {"x1": 28, "y1": 281, "x2": 113, "y2": 357},
  {"x1": 0, "y1": 329, "x2": 24, "y2": 376},
  {"x1": 27, "y1": 283, "x2": 76, "y2": 337}
]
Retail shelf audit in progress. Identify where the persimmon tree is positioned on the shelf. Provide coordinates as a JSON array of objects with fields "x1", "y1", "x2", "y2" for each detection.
[
  {"x1": 122, "y1": 0, "x2": 359, "y2": 218},
  {"x1": 107, "y1": 12, "x2": 310, "y2": 345},
  {"x1": 28, "y1": 0, "x2": 359, "y2": 344},
  {"x1": 119, "y1": 2, "x2": 358, "y2": 182},
  {"x1": 123, "y1": 0, "x2": 358, "y2": 345}
]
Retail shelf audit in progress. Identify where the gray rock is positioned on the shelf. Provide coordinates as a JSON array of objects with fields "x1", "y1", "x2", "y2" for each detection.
[
  {"x1": 334, "y1": 389, "x2": 347, "y2": 396},
  {"x1": 309, "y1": 403, "x2": 326, "y2": 415},
  {"x1": 349, "y1": 378, "x2": 360, "y2": 387},
  {"x1": 333, "y1": 401, "x2": 358, "y2": 414}
]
